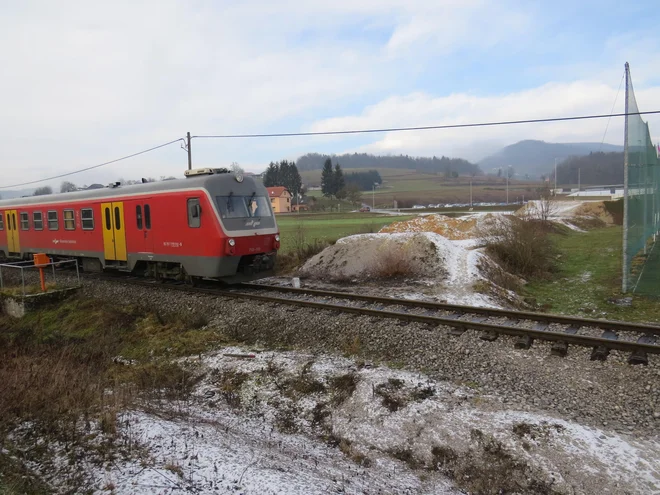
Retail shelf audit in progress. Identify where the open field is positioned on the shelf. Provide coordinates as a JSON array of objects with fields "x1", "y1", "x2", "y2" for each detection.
[
  {"x1": 302, "y1": 168, "x2": 544, "y2": 206},
  {"x1": 524, "y1": 226, "x2": 660, "y2": 323},
  {"x1": 276, "y1": 212, "x2": 415, "y2": 254}
]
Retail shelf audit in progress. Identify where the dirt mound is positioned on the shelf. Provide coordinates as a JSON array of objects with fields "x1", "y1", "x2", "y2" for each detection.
[
  {"x1": 572, "y1": 201, "x2": 614, "y2": 224},
  {"x1": 299, "y1": 233, "x2": 444, "y2": 282},
  {"x1": 379, "y1": 214, "x2": 500, "y2": 240}
]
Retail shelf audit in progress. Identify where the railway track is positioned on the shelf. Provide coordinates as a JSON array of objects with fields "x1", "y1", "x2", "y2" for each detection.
[{"x1": 99, "y1": 275, "x2": 660, "y2": 365}]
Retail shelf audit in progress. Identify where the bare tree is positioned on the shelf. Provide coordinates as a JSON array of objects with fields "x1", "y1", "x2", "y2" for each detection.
[
  {"x1": 60, "y1": 181, "x2": 77, "y2": 193},
  {"x1": 230, "y1": 162, "x2": 244, "y2": 174},
  {"x1": 527, "y1": 188, "x2": 558, "y2": 222},
  {"x1": 33, "y1": 186, "x2": 53, "y2": 196}
]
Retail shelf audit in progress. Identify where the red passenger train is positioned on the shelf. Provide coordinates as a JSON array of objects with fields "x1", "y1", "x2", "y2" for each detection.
[{"x1": 0, "y1": 168, "x2": 280, "y2": 281}]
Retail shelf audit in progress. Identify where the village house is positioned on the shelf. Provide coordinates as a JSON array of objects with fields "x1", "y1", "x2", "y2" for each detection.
[{"x1": 267, "y1": 187, "x2": 291, "y2": 213}]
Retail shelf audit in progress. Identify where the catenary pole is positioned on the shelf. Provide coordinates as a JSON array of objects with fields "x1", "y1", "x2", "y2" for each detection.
[{"x1": 622, "y1": 62, "x2": 630, "y2": 293}]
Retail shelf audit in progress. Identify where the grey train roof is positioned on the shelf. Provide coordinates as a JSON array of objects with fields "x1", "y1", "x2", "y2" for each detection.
[{"x1": 0, "y1": 173, "x2": 264, "y2": 208}]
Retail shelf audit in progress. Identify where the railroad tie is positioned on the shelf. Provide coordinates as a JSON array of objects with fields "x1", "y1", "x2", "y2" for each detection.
[
  {"x1": 551, "y1": 325, "x2": 580, "y2": 357},
  {"x1": 590, "y1": 330, "x2": 617, "y2": 361},
  {"x1": 628, "y1": 335, "x2": 657, "y2": 366}
]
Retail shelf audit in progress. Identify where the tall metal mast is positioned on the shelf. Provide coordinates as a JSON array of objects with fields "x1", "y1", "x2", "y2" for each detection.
[{"x1": 622, "y1": 62, "x2": 630, "y2": 293}]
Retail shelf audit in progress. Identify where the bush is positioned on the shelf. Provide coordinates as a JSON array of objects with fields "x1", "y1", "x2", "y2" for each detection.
[
  {"x1": 371, "y1": 240, "x2": 428, "y2": 279},
  {"x1": 481, "y1": 215, "x2": 557, "y2": 279}
]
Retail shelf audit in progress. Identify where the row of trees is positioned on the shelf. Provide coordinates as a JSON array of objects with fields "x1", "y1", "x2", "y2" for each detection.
[
  {"x1": 554, "y1": 152, "x2": 623, "y2": 185},
  {"x1": 297, "y1": 152, "x2": 482, "y2": 176},
  {"x1": 344, "y1": 170, "x2": 382, "y2": 191},
  {"x1": 33, "y1": 181, "x2": 77, "y2": 196},
  {"x1": 321, "y1": 159, "x2": 346, "y2": 198},
  {"x1": 262, "y1": 160, "x2": 303, "y2": 197},
  {"x1": 32, "y1": 176, "x2": 178, "y2": 196}
]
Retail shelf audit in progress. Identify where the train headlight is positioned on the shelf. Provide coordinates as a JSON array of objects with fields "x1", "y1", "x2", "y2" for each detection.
[
  {"x1": 275, "y1": 234, "x2": 280, "y2": 242},
  {"x1": 228, "y1": 238, "x2": 236, "y2": 247}
]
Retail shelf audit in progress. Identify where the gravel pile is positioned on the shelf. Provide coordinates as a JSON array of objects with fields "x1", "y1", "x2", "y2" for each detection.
[{"x1": 68, "y1": 273, "x2": 660, "y2": 439}]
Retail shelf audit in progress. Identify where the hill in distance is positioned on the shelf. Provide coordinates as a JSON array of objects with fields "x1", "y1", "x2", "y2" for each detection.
[{"x1": 478, "y1": 140, "x2": 623, "y2": 178}]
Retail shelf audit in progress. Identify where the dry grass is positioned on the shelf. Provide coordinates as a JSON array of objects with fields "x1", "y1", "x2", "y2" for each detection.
[
  {"x1": 0, "y1": 295, "x2": 223, "y2": 491},
  {"x1": 328, "y1": 373, "x2": 359, "y2": 406},
  {"x1": 370, "y1": 240, "x2": 428, "y2": 279},
  {"x1": 429, "y1": 429, "x2": 557, "y2": 494},
  {"x1": 480, "y1": 215, "x2": 558, "y2": 280}
]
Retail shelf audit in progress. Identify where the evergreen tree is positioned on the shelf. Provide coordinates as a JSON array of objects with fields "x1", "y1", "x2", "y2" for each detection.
[
  {"x1": 321, "y1": 158, "x2": 334, "y2": 197},
  {"x1": 333, "y1": 163, "x2": 345, "y2": 197},
  {"x1": 288, "y1": 161, "x2": 302, "y2": 198},
  {"x1": 263, "y1": 162, "x2": 279, "y2": 187},
  {"x1": 263, "y1": 160, "x2": 303, "y2": 198}
]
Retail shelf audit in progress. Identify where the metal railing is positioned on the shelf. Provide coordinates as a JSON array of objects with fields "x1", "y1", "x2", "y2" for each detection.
[{"x1": 0, "y1": 258, "x2": 80, "y2": 296}]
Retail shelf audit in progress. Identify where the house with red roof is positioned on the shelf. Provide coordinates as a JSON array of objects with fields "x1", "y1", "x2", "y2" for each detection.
[{"x1": 266, "y1": 187, "x2": 291, "y2": 213}]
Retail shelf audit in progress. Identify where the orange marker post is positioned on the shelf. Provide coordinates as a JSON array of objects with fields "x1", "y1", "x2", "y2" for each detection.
[{"x1": 33, "y1": 253, "x2": 50, "y2": 292}]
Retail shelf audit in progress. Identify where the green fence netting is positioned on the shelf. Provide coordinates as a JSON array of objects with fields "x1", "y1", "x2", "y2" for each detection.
[{"x1": 623, "y1": 63, "x2": 660, "y2": 295}]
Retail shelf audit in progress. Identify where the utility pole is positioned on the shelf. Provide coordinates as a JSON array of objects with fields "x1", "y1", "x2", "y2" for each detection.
[
  {"x1": 622, "y1": 62, "x2": 630, "y2": 293},
  {"x1": 372, "y1": 183, "x2": 376, "y2": 209},
  {"x1": 187, "y1": 132, "x2": 192, "y2": 170},
  {"x1": 506, "y1": 168, "x2": 509, "y2": 205},
  {"x1": 469, "y1": 180, "x2": 472, "y2": 207},
  {"x1": 578, "y1": 168, "x2": 581, "y2": 192},
  {"x1": 554, "y1": 157, "x2": 558, "y2": 195}
]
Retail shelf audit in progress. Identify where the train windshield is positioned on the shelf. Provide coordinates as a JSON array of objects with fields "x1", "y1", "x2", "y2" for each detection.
[{"x1": 216, "y1": 195, "x2": 273, "y2": 219}]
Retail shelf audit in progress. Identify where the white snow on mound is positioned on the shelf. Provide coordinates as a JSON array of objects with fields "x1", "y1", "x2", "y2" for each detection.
[{"x1": 301, "y1": 232, "x2": 496, "y2": 307}]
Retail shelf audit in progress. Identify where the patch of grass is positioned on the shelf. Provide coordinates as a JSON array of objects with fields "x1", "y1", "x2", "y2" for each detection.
[
  {"x1": 0, "y1": 295, "x2": 223, "y2": 490},
  {"x1": 212, "y1": 370, "x2": 250, "y2": 408},
  {"x1": 276, "y1": 213, "x2": 415, "y2": 256},
  {"x1": 328, "y1": 373, "x2": 359, "y2": 406},
  {"x1": 341, "y1": 335, "x2": 361, "y2": 357},
  {"x1": 523, "y1": 226, "x2": 660, "y2": 323},
  {"x1": 430, "y1": 430, "x2": 557, "y2": 495}
]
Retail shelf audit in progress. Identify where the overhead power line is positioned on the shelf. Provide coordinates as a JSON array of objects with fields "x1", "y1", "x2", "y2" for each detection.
[
  {"x1": 0, "y1": 138, "x2": 185, "y2": 190},
  {"x1": 5, "y1": 109, "x2": 660, "y2": 190},
  {"x1": 194, "y1": 110, "x2": 660, "y2": 139}
]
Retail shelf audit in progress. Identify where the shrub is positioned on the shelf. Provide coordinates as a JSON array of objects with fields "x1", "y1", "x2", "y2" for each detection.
[
  {"x1": 370, "y1": 240, "x2": 427, "y2": 279},
  {"x1": 480, "y1": 215, "x2": 557, "y2": 279}
]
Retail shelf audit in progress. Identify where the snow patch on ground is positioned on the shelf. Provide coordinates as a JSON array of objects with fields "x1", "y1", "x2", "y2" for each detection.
[{"x1": 87, "y1": 348, "x2": 660, "y2": 495}]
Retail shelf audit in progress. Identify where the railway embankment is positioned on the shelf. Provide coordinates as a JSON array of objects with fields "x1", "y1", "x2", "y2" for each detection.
[
  {"x1": 80, "y1": 276, "x2": 659, "y2": 437},
  {"x1": 2, "y1": 274, "x2": 660, "y2": 493}
]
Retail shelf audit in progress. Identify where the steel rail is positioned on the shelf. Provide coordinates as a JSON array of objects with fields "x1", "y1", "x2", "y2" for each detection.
[
  {"x1": 239, "y1": 283, "x2": 660, "y2": 336},
  {"x1": 106, "y1": 278, "x2": 660, "y2": 355}
]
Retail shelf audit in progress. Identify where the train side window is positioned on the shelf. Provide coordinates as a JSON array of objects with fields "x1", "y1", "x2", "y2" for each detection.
[
  {"x1": 47, "y1": 211, "x2": 59, "y2": 230},
  {"x1": 12, "y1": 213, "x2": 16, "y2": 231},
  {"x1": 0, "y1": 213, "x2": 4, "y2": 230},
  {"x1": 114, "y1": 207, "x2": 121, "y2": 230},
  {"x1": 33, "y1": 212, "x2": 43, "y2": 230},
  {"x1": 187, "y1": 198, "x2": 201, "y2": 228},
  {"x1": 136, "y1": 205, "x2": 143, "y2": 230},
  {"x1": 81, "y1": 208, "x2": 94, "y2": 230},
  {"x1": 63, "y1": 209, "x2": 75, "y2": 230},
  {"x1": 144, "y1": 204, "x2": 151, "y2": 229},
  {"x1": 20, "y1": 212, "x2": 29, "y2": 230},
  {"x1": 104, "y1": 207, "x2": 111, "y2": 230}
]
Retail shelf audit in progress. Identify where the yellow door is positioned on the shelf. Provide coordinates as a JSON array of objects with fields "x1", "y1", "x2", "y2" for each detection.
[
  {"x1": 5, "y1": 210, "x2": 20, "y2": 253},
  {"x1": 112, "y1": 202, "x2": 127, "y2": 261},
  {"x1": 101, "y1": 202, "x2": 127, "y2": 261}
]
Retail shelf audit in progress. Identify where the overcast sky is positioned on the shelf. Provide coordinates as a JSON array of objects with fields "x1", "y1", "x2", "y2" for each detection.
[{"x1": 1, "y1": 0, "x2": 659, "y2": 190}]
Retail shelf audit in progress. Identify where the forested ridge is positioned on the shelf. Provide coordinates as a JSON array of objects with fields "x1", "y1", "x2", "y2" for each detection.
[{"x1": 297, "y1": 152, "x2": 481, "y2": 176}]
